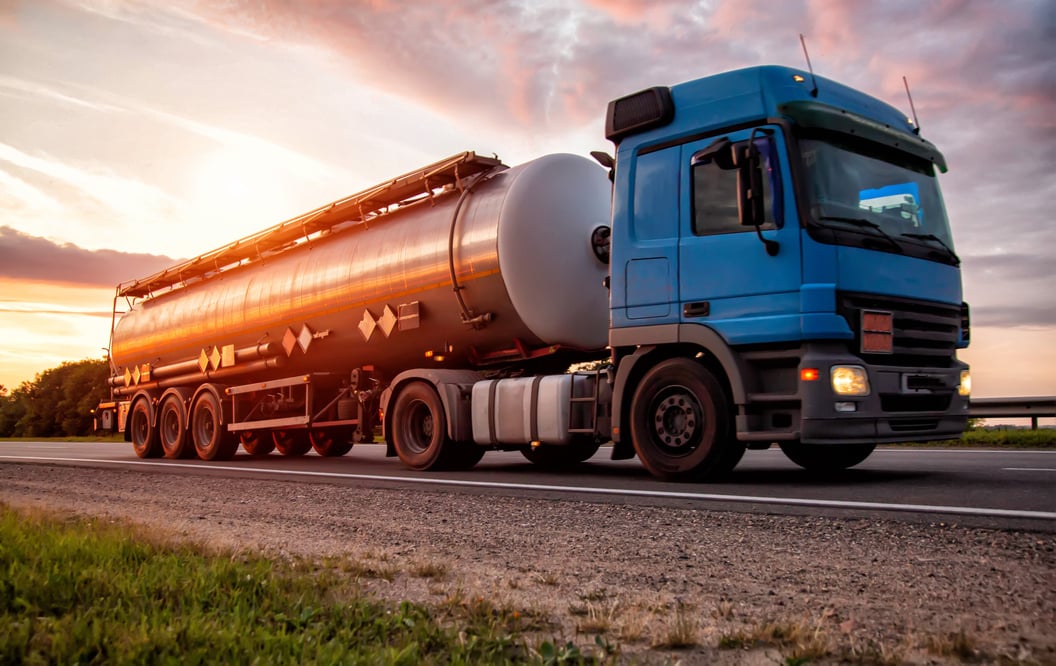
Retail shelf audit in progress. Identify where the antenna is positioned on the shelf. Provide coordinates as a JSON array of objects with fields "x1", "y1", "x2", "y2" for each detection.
[
  {"x1": 903, "y1": 75, "x2": 921, "y2": 135},
  {"x1": 799, "y1": 34, "x2": 819, "y2": 97}
]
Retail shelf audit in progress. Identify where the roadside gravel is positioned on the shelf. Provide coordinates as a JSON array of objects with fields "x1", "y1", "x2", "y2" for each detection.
[{"x1": 1, "y1": 462, "x2": 1053, "y2": 664}]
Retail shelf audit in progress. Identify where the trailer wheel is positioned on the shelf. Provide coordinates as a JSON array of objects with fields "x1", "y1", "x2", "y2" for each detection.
[
  {"x1": 158, "y1": 395, "x2": 193, "y2": 459},
  {"x1": 273, "y1": 430, "x2": 311, "y2": 456},
  {"x1": 629, "y1": 358, "x2": 744, "y2": 481},
  {"x1": 521, "y1": 437, "x2": 600, "y2": 468},
  {"x1": 239, "y1": 431, "x2": 274, "y2": 456},
  {"x1": 129, "y1": 398, "x2": 161, "y2": 459},
  {"x1": 779, "y1": 442, "x2": 875, "y2": 472},
  {"x1": 391, "y1": 382, "x2": 450, "y2": 470},
  {"x1": 191, "y1": 392, "x2": 237, "y2": 461},
  {"x1": 309, "y1": 428, "x2": 354, "y2": 457}
]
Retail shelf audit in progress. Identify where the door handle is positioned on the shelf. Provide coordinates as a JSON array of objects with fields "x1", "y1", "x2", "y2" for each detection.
[{"x1": 683, "y1": 302, "x2": 710, "y2": 318}]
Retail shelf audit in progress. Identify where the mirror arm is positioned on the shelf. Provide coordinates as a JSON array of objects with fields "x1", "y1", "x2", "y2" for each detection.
[{"x1": 756, "y1": 225, "x2": 780, "y2": 256}]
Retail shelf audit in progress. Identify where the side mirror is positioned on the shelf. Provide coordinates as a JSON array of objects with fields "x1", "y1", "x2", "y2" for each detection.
[
  {"x1": 735, "y1": 139, "x2": 779, "y2": 257},
  {"x1": 590, "y1": 151, "x2": 616, "y2": 182},
  {"x1": 735, "y1": 143, "x2": 765, "y2": 227}
]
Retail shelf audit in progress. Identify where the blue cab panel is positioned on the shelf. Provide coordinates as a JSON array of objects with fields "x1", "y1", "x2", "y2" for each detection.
[{"x1": 610, "y1": 65, "x2": 959, "y2": 350}]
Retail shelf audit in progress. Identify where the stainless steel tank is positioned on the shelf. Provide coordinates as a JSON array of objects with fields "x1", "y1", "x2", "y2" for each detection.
[{"x1": 110, "y1": 153, "x2": 612, "y2": 389}]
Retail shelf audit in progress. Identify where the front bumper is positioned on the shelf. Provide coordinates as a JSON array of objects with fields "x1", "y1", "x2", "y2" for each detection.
[{"x1": 799, "y1": 343, "x2": 969, "y2": 444}]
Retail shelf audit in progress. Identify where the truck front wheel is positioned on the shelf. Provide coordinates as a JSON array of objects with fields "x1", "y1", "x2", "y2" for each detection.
[
  {"x1": 779, "y1": 442, "x2": 875, "y2": 472},
  {"x1": 629, "y1": 358, "x2": 743, "y2": 481}
]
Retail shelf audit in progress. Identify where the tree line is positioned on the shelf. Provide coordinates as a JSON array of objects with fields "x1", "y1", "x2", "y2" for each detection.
[{"x1": 0, "y1": 359, "x2": 110, "y2": 437}]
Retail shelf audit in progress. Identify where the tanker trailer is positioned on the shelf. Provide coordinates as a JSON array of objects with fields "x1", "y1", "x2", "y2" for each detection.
[
  {"x1": 99, "y1": 65, "x2": 970, "y2": 481},
  {"x1": 103, "y1": 151, "x2": 613, "y2": 464}
]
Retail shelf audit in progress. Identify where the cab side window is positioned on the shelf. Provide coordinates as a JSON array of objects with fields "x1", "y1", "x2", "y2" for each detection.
[{"x1": 692, "y1": 138, "x2": 779, "y2": 236}]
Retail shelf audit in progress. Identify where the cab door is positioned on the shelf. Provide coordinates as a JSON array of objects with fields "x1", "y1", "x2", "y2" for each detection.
[
  {"x1": 611, "y1": 145, "x2": 681, "y2": 326},
  {"x1": 677, "y1": 128, "x2": 803, "y2": 344}
]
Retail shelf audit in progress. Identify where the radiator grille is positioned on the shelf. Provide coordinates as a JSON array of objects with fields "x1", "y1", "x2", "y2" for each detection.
[{"x1": 839, "y1": 292, "x2": 961, "y2": 367}]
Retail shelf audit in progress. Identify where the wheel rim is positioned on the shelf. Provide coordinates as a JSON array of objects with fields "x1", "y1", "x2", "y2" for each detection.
[
  {"x1": 310, "y1": 430, "x2": 334, "y2": 448},
  {"x1": 650, "y1": 385, "x2": 702, "y2": 457},
  {"x1": 132, "y1": 409, "x2": 149, "y2": 447},
  {"x1": 273, "y1": 430, "x2": 310, "y2": 455},
  {"x1": 194, "y1": 404, "x2": 215, "y2": 446},
  {"x1": 401, "y1": 400, "x2": 434, "y2": 455},
  {"x1": 161, "y1": 406, "x2": 180, "y2": 447}
]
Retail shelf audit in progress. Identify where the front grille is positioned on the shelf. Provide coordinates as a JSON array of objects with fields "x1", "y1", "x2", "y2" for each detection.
[{"x1": 839, "y1": 292, "x2": 961, "y2": 367}]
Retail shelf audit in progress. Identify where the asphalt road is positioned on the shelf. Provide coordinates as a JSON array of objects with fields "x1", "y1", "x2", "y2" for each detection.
[{"x1": 2, "y1": 441, "x2": 1054, "y2": 532}]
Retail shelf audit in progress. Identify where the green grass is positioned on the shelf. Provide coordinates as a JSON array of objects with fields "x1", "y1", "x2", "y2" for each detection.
[
  {"x1": 0, "y1": 504, "x2": 542, "y2": 664},
  {"x1": 913, "y1": 428, "x2": 1055, "y2": 449},
  {"x1": 0, "y1": 435, "x2": 125, "y2": 443}
]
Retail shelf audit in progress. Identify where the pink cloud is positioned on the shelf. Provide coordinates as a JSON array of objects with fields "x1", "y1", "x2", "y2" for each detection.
[{"x1": 134, "y1": 0, "x2": 1053, "y2": 169}]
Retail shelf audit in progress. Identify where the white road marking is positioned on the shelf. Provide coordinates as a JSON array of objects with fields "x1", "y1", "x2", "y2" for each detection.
[
  {"x1": 1003, "y1": 468, "x2": 1056, "y2": 472},
  {"x1": 2, "y1": 455, "x2": 1055, "y2": 521},
  {"x1": 871, "y1": 448, "x2": 1056, "y2": 454}
]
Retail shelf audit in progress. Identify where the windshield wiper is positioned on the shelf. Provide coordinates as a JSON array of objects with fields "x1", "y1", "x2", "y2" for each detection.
[
  {"x1": 817, "y1": 215, "x2": 904, "y2": 254},
  {"x1": 902, "y1": 233, "x2": 960, "y2": 265}
]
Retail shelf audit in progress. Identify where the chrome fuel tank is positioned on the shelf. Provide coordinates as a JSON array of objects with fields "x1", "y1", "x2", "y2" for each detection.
[{"x1": 110, "y1": 153, "x2": 611, "y2": 389}]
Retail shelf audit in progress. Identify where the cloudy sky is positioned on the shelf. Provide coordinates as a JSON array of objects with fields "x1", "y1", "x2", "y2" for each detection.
[{"x1": 0, "y1": 0, "x2": 1053, "y2": 400}]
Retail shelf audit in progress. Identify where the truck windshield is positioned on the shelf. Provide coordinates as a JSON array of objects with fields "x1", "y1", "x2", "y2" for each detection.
[{"x1": 800, "y1": 136, "x2": 956, "y2": 263}]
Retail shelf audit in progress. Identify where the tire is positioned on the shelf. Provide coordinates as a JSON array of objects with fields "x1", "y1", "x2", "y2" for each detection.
[
  {"x1": 390, "y1": 382, "x2": 451, "y2": 471},
  {"x1": 629, "y1": 358, "x2": 744, "y2": 481},
  {"x1": 521, "y1": 437, "x2": 600, "y2": 468},
  {"x1": 129, "y1": 398, "x2": 161, "y2": 459},
  {"x1": 273, "y1": 429, "x2": 311, "y2": 456},
  {"x1": 443, "y1": 441, "x2": 486, "y2": 471},
  {"x1": 779, "y1": 442, "x2": 876, "y2": 472},
  {"x1": 240, "y1": 431, "x2": 275, "y2": 456},
  {"x1": 158, "y1": 395, "x2": 193, "y2": 459},
  {"x1": 309, "y1": 428, "x2": 354, "y2": 457},
  {"x1": 191, "y1": 392, "x2": 238, "y2": 461}
]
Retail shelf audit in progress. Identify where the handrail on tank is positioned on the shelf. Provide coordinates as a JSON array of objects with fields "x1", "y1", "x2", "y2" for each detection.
[{"x1": 116, "y1": 151, "x2": 506, "y2": 299}]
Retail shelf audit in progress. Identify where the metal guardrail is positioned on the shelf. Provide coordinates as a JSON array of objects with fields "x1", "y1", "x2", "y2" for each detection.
[{"x1": 969, "y1": 396, "x2": 1056, "y2": 430}]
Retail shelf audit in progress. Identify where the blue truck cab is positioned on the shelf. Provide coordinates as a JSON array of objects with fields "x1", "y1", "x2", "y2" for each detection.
[{"x1": 605, "y1": 65, "x2": 970, "y2": 478}]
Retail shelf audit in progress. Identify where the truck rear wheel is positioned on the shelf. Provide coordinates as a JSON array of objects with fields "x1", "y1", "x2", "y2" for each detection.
[
  {"x1": 191, "y1": 392, "x2": 238, "y2": 461},
  {"x1": 130, "y1": 398, "x2": 161, "y2": 459},
  {"x1": 239, "y1": 431, "x2": 274, "y2": 456},
  {"x1": 310, "y1": 428, "x2": 354, "y2": 457},
  {"x1": 159, "y1": 395, "x2": 193, "y2": 459},
  {"x1": 444, "y1": 442, "x2": 486, "y2": 471},
  {"x1": 521, "y1": 437, "x2": 600, "y2": 468},
  {"x1": 629, "y1": 358, "x2": 744, "y2": 481},
  {"x1": 779, "y1": 442, "x2": 876, "y2": 472},
  {"x1": 273, "y1": 430, "x2": 311, "y2": 456},
  {"x1": 391, "y1": 382, "x2": 450, "y2": 471}
]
